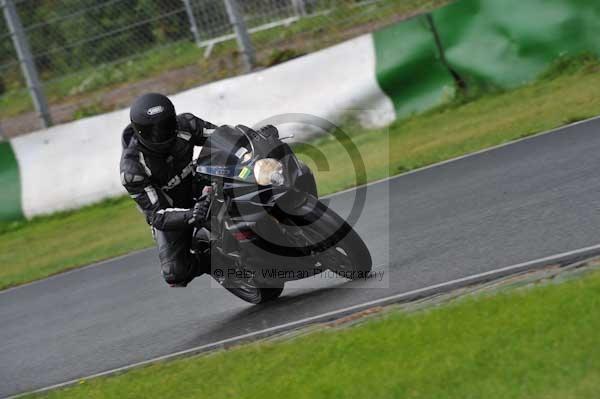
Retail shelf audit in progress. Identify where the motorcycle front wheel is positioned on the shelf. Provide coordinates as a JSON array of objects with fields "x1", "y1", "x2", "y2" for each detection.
[{"x1": 281, "y1": 195, "x2": 372, "y2": 278}]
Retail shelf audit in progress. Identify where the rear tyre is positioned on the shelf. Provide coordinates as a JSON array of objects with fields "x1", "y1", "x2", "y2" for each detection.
[
  {"x1": 223, "y1": 284, "x2": 284, "y2": 304},
  {"x1": 207, "y1": 249, "x2": 285, "y2": 304}
]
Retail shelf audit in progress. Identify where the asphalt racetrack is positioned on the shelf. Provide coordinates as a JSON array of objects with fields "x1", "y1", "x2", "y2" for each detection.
[{"x1": 2, "y1": 118, "x2": 600, "y2": 397}]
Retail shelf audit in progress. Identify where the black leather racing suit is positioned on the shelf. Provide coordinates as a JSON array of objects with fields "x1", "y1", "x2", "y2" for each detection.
[{"x1": 120, "y1": 113, "x2": 217, "y2": 285}]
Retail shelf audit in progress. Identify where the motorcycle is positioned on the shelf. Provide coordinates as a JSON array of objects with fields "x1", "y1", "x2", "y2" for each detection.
[{"x1": 193, "y1": 124, "x2": 372, "y2": 304}]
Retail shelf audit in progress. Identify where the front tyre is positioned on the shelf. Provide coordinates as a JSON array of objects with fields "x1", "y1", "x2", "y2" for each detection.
[{"x1": 283, "y1": 195, "x2": 372, "y2": 278}]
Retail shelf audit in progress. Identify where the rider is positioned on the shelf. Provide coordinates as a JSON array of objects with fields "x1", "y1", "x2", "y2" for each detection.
[{"x1": 120, "y1": 93, "x2": 216, "y2": 287}]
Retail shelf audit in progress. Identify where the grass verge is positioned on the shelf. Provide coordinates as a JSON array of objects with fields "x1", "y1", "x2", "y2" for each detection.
[
  {"x1": 1, "y1": 55, "x2": 600, "y2": 290},
  {"x1": 25, "y1": 264, "x2": 600, "y2": 398}
]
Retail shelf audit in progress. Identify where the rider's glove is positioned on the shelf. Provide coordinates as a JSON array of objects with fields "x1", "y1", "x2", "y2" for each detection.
[{"x1": 188, "y1": 196, "x2": 211, "y2": 228}]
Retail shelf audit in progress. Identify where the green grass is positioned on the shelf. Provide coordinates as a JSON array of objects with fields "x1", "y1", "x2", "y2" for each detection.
[
  {"x1": 0, "y1": 40, "x2": 221, "y2": 119},
  {"x1": 0, "y1": 197, "x2": 152, "y2": 289},
  {"x1": 1, "y1": 55, "x2": 600, "y2": 290},
  {"x1": 297, "y1": 54, "x2": 600, "y2": 194},
  {"x1": 26, "y1": 266, "x2": 600, "y2": 398}
]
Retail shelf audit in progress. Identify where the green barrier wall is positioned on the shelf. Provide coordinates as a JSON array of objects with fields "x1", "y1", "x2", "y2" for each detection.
[
  {"x1": 374, "y1": 0, "x2": 600, "y2": 118},
  {"x1": 374, "y1": 16, "x2": 456, "y2": 118},
  {"x1": 0, "y1": 142, "x2": 23, "y2": 221},
  {"x1": 432, "y1": 0, "x2": 600, "y2": 89}
]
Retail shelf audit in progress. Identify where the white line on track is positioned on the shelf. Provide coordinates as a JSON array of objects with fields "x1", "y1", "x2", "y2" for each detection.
[
  {"x1": 325, "y1": 114, "x2": 600, "y2": 198},
  {"x1": 9, "y1": 242, "x2": 600, "y2": 399}
]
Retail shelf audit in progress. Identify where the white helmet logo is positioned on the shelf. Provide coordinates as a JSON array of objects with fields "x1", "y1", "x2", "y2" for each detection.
[{"x1": 147, "y1": 105, "x2": 164, "y2": 116}]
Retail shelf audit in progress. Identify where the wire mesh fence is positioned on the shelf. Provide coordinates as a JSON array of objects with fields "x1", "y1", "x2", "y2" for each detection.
[{"x1": 0, "y1": 0, "x2": 442, "y2": 138}]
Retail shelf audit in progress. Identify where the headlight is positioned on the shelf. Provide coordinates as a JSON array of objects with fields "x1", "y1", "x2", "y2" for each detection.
[{"x1": 253, "y1": 158, "x2": 284, "y2": 186}]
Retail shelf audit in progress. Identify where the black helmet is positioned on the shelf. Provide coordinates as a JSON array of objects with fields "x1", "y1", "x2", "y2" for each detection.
[{"x1": 130, "y1": 93, "x2": 177, "y2": 154}]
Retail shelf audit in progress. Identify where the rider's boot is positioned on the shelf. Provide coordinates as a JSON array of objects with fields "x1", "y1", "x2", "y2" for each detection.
[
  {"x1": 168, "y1": 229, "x2": 211, "y2": 288},
  {"x1": 191, "y1": 227, "x2": 212, "y2": 275}
]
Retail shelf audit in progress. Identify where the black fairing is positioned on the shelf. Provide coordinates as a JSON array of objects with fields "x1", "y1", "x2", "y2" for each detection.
[
  {"x1": 195, "y1": 124, "x2": 319, "y2": 282},
  {"x1": 195, "y1": 124, "x2": 317, "y2": 211}
]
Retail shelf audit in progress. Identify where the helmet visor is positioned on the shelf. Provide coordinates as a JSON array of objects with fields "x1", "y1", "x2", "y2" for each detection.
[
  {"x1": 137, "y1": 115, "x2": 177, "y2": 144},
  {"x1": 133, "y1": 116, "x2": 177, "y2": 153}
]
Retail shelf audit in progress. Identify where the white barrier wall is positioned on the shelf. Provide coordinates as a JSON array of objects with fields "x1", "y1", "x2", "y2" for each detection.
[{"x1": 10, "y1": 34, "x2": 395, "y2": 218}]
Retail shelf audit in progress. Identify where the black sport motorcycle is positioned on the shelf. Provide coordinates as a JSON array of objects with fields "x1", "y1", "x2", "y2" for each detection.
[{"x1": 193, "y1": 124, "x2": 372, "y2": 304}]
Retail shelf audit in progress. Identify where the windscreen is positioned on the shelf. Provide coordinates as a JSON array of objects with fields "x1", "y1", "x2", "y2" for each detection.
[{"x1": 196, "y1": 125, "x2": 254, "y2": 181}]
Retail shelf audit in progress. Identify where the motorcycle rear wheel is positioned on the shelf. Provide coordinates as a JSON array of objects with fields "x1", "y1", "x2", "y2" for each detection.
[
  {"x1": 223, "y1": 283, "x2": 284, "y2": 304},
  {"x1": 211, "y1": 268, "x2": 284, "y2": 304},
  {"x1": 207, "y1": 246, "x2": 284, "y2": 304}
]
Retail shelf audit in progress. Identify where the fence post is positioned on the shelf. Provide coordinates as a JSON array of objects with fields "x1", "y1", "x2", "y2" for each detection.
[
  {"x1": 181, "y1": 0, "x2": 202, "y2": 47},
  {"x1": 1, "y1": 0, "x2": 52, "y2": 128},
  {"x1": 292, "y1": 0, "x2": 307, "y2": 16},
  {"x1": 223, "y1": 0, "x2": 255, "y2": 72}
]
